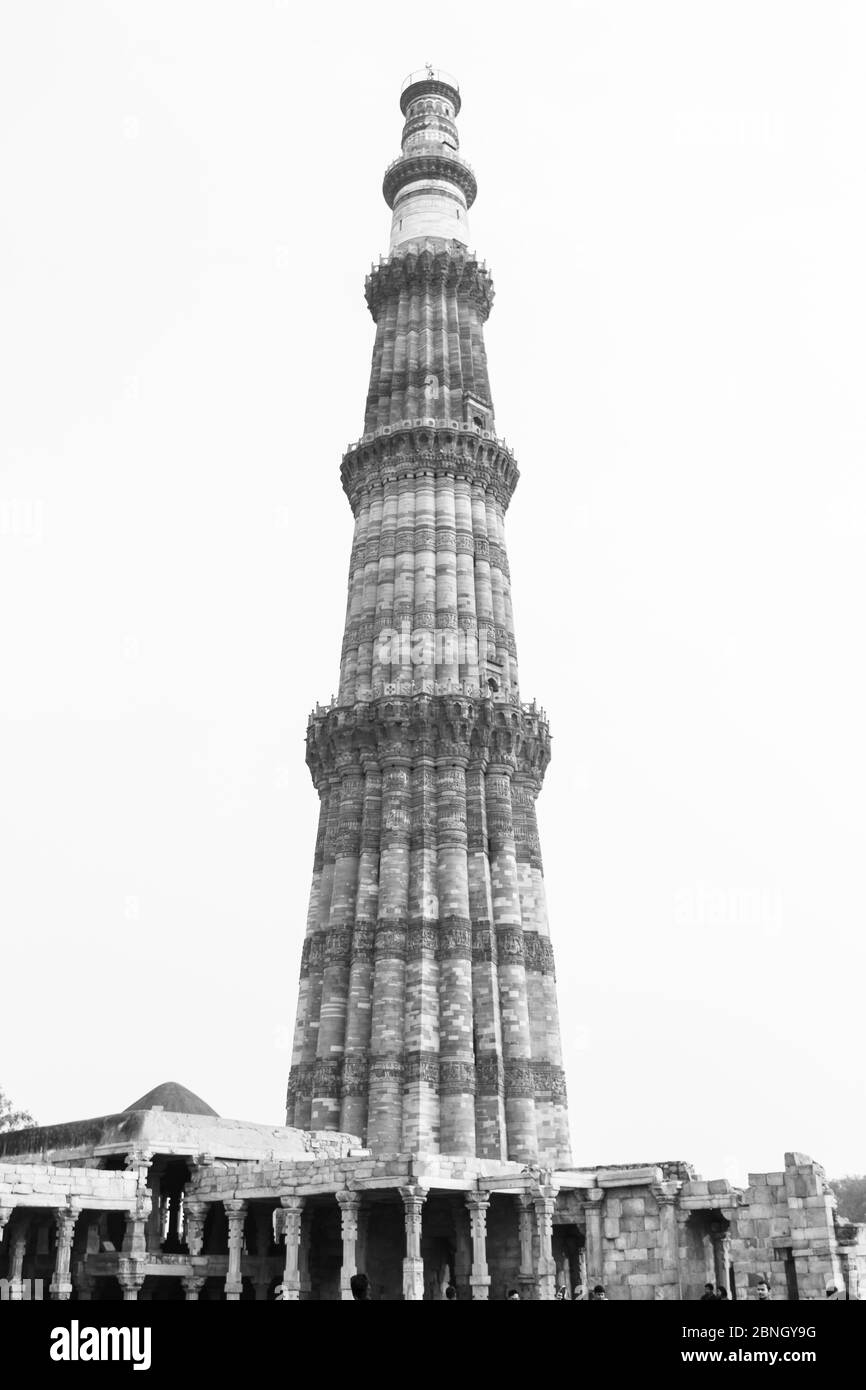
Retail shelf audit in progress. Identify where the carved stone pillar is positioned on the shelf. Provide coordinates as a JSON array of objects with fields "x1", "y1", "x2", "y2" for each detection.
[
  {"x1": 653, "y1": 1183, "x2": 682, "y2": 1299},
  {"x1": 336, "y1": 1191, "x2": 361, "y2": 1300},
  {"x1": 123, "y1": 1148, "x2": 153, "y2": 1256},
  {"x1": 487, "y1": 759, "x2": 537, "y2": 1162},
  {"x1": 8, "y1": 1215, "x2": 30, "y2": 1300},
  {"x1": 50, "y1": 1205, "x2": 80, "y2": 1300},
  {"x1": 516, "y1": 1191, "x2": 536, "y2": 1300},
  {"x1": 400, "y1": 1185, "x2": 427, "y2": 1301},
  {"x1": 0, "y1": 1204, "x2": 12, "y2": 1246},
  {"x1": 836, "y1": 1228, "x2": 859, "y2": 1301},
  {"x1": 533, "y1": 1187, "x2": 558, "y2": 1301},
  {"x1": 117, "y1": 1257, "x2": 145, "y2": 1301},
  {"x1": 465, "y1": 1192, "x2": 491, "y2": 1301},
  {"x1": 182, "y1": 1274, "x2": 207, "y2": 1301},
  {"x1": 184, "y1": 1199, "x2": 208, "y2": 1257},
  {"x1": 583, "y1": 1190, "x2": 605, "y2": 1291},
  {"x1": 710, "y1": 1222, "x2": 731, "y2": 1296},
  {"x1": 224, "y1": 1199, "x2": 248, "y2": 1301},
  {"x1": 279, "y1": 1195, "x2": 305, "y2": 1301}
]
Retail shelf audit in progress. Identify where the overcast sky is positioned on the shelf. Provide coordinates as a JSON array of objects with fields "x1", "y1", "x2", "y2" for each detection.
[{"x1": 1, "y1": 1, "x2": 864, "y2": 1184}]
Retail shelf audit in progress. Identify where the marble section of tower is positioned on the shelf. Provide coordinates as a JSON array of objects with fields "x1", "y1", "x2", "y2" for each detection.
[{"x1": 286, "y1": 71, "x2": 571, "y2": 1167}]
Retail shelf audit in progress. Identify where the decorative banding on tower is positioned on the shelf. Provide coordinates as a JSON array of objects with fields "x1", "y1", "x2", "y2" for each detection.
[{"x1": 287, "y1": 70, "x2": 572, "y2": 1167}]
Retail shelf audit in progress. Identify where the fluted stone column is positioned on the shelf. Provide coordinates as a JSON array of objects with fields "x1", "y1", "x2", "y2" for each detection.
[
  {"x1": 653, "y1": 1183, "x2": 682, "y2": 1298},
  {"x1": 436, "y1": 755, "x2": 476, "y2": 1154},
  {"x1": 465, "y1": 1192, "x2": 491, "y2": 1301},
  {"x1": 288, "y1": 795, "x2": 329, "y2": 1125},
  {"x1": 471, "y1": 484, "x2": 495, "y2": 673},
  {"x1": 400, "y1": 1186, "x2": 427, "y2": 1301},
  {"x1": 224, "y1": 1200, "x2": 247, "y2": 1301},
  {"x1": 291, "y1": 786, "x2": 333, "y2": 1128},
  {"x1": 468, "y1": 755, "x2": 507, "y2": 1159},
  {"x1": 413, "y1": 474, "x2": 436, "y2": 685},
  {"x1": 313, "y1": 750, "x2": 364, "y2": 1128},
  {"x1": 367, "y1": 755, "x2": 411, "y2": 1152},
  {"x1": 519, "y1": 776, "x2": 570, "y2": 1165},
  {"x1": 403, "y1": 750, "x2": 440, "y2": 1150},
  {"x1": 50, "y1": 1206, "x2": 80, "y2": 1300},
  {"x1": 279, "y1": 1196, "x2": 304, "y2": 1301},
  {"x1": 454, "y1": 477, "x2": 479, "y2": 687},
  {"x1": 336, "y1": 1191, "x2": 361, "y2": 1300},
  {"x1": 340, "y1": 758, "x2": 380, "y2": 1136},
  {"x1": 487, "y1": 760, "x2": 537, "y2": 1160}
]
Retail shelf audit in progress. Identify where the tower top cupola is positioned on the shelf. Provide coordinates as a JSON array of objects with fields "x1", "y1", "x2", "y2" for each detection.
[{"x1": 383, "y1": 66, "x2": 477, "y2": 250}]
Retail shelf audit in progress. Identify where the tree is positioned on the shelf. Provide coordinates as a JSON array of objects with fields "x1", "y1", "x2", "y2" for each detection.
[
  {"x1": 0, "y1": 1086, "x2": 35, "y2": 1133},
  {"x1": 830, "y1": 1176, "x2": 866, "y2": 1225}
]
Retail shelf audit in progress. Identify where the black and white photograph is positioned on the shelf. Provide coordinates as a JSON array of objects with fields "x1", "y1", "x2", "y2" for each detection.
[{"x1": 1, "y1": 0, "x2": 863, "y2": 1371}]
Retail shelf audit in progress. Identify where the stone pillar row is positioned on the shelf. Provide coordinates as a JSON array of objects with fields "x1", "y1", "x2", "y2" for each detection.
[{"x1": 0, "y1": 1185, "x2": 563, "y2": 1302}]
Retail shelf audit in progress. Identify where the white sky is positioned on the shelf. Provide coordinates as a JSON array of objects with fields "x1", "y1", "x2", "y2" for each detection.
[{"x1": 1, "y1": 1, "x2": 864, "y2": 1185}]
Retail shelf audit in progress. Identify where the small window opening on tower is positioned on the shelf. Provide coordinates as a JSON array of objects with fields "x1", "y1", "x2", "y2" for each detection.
[{"x1": 473, "y1": 415, "x2": 484, "y2": 430}]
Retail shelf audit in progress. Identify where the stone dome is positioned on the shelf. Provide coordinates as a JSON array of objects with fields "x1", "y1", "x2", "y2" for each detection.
[{"x1": 123, "y1": 1081, "x2": 218, "y2": 1117}]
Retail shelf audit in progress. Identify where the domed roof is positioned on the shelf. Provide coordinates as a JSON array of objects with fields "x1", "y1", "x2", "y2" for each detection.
[{"x1": 123, "y1": 1081, "x2": 218, "y2": 1117}]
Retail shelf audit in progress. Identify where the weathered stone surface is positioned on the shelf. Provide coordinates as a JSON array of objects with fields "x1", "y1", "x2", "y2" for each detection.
[{"x1": 285, "y1": 71, "x2": 570, "y2": 1170}]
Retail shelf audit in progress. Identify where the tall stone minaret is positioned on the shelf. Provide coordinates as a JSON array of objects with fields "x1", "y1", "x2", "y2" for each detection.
[{"x1": 286, "y1": 69, "x2": 571, "y2": 1167}]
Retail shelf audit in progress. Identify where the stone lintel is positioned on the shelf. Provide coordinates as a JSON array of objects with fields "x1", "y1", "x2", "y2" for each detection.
[
  {"x1": 595, "y1": 1166, "x2": 663, "y2": 1188},
  {"x1": 552, "y1": 1170, "x2": 600, "y2": 1190},
  {"x1": 677, "y1": 1194, "x2": 743, "y2": 1211}
]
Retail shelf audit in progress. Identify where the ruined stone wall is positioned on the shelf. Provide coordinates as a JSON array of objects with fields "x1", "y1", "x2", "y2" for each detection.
[{"x1": 0, "y1": 1163, "x2": 137, "y2": 1211}]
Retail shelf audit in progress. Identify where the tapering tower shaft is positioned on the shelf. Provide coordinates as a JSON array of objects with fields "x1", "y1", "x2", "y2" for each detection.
[{"x1": 287, "y1": 70, "x2": 571, "y2": 1166}]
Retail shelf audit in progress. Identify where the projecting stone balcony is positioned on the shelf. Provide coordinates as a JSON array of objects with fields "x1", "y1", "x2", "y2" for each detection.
[
  {"x1": 341, "y1": 420, "x2": 519, "y2": 513},
  {"x1": 382, "y1": 151, "x2": 477, "y2": 209}
]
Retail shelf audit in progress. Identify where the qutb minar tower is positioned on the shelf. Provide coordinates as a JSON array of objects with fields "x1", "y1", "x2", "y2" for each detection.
[{"x1": 287, "y1": 69, "x2": 571, "y2": 1168}]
